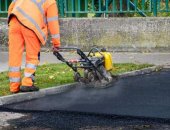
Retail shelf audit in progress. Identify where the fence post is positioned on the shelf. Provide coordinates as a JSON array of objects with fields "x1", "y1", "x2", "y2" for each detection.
[
  {"x1": 153, "y1": 0, "x2": 157, "y2": 16},
  {"x1": 75, "y1": 0, "x2": 87, "y2": 17},
  {"x1": 58, "y1": 0, "x2": 64, "y2": 17}
]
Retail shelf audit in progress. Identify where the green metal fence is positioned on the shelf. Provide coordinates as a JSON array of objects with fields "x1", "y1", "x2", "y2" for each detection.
[
  {"x1": 58, "y1": 0, "x2": 152, "y2": 17},
  {"x1": 0, "y1": 0, "x2": 12, "y2": 13},
  {"x1": 1, "y1": 0, "x2": 170, "y2": 17},
  {"x1": 58, "y1": 0, "x2": 170, "y2": 17}
]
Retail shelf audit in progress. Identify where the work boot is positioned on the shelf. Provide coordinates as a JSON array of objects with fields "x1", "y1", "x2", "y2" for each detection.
[{"x1": 20, "y1": 86, "x2": 39, "y2": 92}]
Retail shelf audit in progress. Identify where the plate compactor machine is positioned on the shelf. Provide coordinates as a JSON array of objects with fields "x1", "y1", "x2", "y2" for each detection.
[{"x1": 53, "y1": 47, "x2": 117, "y2": 88}]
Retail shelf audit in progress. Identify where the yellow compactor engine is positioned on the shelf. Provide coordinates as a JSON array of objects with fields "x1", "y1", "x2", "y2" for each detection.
[{"x1": 93, "y1": 51, "x2": 113, "y2": 71}]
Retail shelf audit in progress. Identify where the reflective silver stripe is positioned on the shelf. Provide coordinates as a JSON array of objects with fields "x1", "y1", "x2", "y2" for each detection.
[
  {"x1": 24, "y1": 72, "x2": 32, "y2": 77},
  {"x1": 51, "y1": 34, "x2": 60, "y2": 39},
  {"x1": 26, "y1": 63, "x2": 37, "y2": 70},
  {"x1": 9, "y1": 78, "x2": 21, "y2": 82},
  {"x1": 31, "y1": 0, "x2": 47, "y2": 24},
  {"x1": 9, "y1": 67, "x2": 21, "y2": 72},
  {"x1": 16, "y1": 7, "x2": 46, "y2": 42},
  {"x1": 13, "y1": 0, "x2": 17, "y2": 2},
  {"x1": 47, "y1": 16, "x2": 58, "y2": 22},
  {"x1": 31, "y1": 0, "x2": 43, "y2": 12},
  {"x1": 39, "y1": 0, "x2": 46, "y2": 5},
  {"x1": 24, "y1": 73, "x2": 35, "y2": 80}
]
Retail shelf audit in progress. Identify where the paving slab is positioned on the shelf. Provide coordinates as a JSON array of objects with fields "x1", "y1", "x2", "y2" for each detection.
[{"x1": 3, "y1": 69, "x2": 170, "y2": 119}]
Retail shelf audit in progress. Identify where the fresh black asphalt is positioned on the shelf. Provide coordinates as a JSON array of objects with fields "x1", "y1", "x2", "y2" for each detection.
[{"x1": 3, "y1": 70, "x2": 170, "y2": 119}]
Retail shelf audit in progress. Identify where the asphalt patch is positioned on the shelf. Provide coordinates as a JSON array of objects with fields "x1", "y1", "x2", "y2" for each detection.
[
  {"x1": 2, "y1": 70, "x2": 170, "y2": 119},
  {"x1": 1, "y1": 109, "x2": 170, "y2": 130}
]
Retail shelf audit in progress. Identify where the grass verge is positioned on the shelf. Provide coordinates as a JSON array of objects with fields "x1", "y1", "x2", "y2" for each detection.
[{"x1": 0, "y1": 63, "x2": 153, "y2": 96}]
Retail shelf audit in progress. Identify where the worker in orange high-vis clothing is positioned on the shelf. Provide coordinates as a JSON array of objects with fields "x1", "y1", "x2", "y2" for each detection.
[{"x1": 8, "y1": 0, "x2": 60, "y2": 93}]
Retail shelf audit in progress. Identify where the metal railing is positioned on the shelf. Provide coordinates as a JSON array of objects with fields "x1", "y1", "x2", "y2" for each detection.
[
  {"x1": 1, "y1": 0, "x2": 170, "y2": 17},
  {"x1": 0, "y1": 0, "x2": 12, "y2": 13},
  {"x1": 157, "y1": 0, "x2": 170, "y2": 12},
  {"x1": 58, "y1": 0, "x2": 152, "y2": 17}
]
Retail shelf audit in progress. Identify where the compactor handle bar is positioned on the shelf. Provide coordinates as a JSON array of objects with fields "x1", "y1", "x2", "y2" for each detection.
[
  {"x1": 53, "y1": 49, "x2": 78, "y2": 72},
  {"x1": 53, "y1": 47, "x2": 80, "y2": 62},
  {"x1": 53, "y1": 47, "x2": 106, "y2": 77},
  {"x1": 53, "y1": 47, "x2": 92, "y2": 63},
  {"x1": 53, "y1": 47, "x2": 92, "y2": 72},
  {"x1": 53, "y1": 47, "x2": 104, "y2": 70},
  {"x1": 54, "y1": 47, "x2": 103, "y2": 58}
]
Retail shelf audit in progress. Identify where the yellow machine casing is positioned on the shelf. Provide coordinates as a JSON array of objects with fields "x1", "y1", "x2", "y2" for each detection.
[{"x1": 93, "y1": 52, "x2": 113, "y2": 71}]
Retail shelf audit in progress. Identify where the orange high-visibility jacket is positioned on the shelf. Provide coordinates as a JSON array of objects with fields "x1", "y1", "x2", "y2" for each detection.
[{"x1": 8, "y1": 0, "x2": 60, "y2": 47}]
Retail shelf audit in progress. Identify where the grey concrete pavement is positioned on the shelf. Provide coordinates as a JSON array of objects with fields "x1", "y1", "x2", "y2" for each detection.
[
  {"x1": 0, "y1": 52, "x2": 170, "y2": 72},
  {"x1": 113, "y1": 52, "x2": 170, "y2": 66}
]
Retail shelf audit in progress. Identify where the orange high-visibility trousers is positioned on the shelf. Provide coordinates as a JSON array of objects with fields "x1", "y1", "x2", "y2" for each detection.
[{"x1": 9, "y1": 16, "x2": 40, "y2": 93}]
